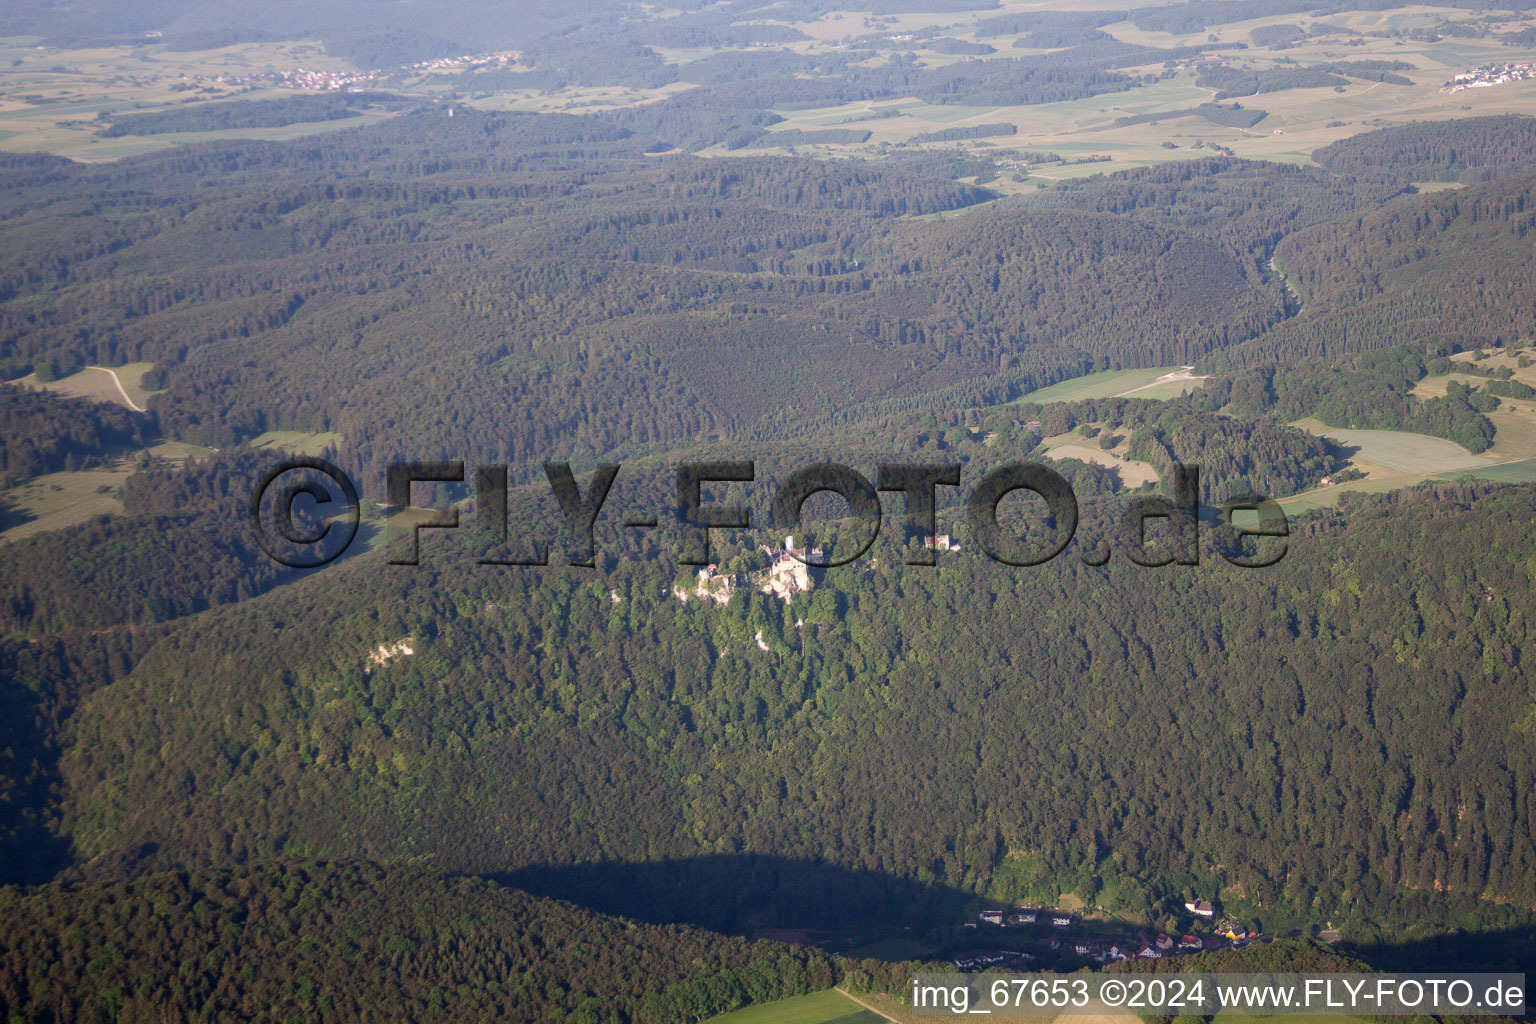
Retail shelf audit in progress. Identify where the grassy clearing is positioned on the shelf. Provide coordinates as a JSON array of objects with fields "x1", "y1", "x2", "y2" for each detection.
[
  {"x1": 247, "y1": 430, "x2": 343, "y2": 456},
  {"x1": 1021, "y1": 367, "x2": 1196, "y2": 404},
  {"x1": 1040, "y1": 428, "x2": 1161, "y2": 487},
  {"x1": 1277, "y1": 471, "x2": 1433, "y2": 515},
  {"x1": 1411, "y1": 358, "x2": 1536, "y2": 465},
  {"x1": 1293, "y1": 421, "x2": 1488, "y2": 474},
  {"x1": 1437, "y1": 458, "x2": 1536, "y2": 483},
  {"x1": 838, "y1": 990, "x2": 1062, "y2": 1024},
  {"x1": 145, "y1": 440, "x2": 217, "y2": 463},
  {"x1": 1042, "y1": 443, "x2": 1161, "y2": 487},
  {"x1": 111, "y1": 362, "x2": 160, "y2": 408},
  {"x1": 703, "y1": 989, "x2": 881, "y2": 1024},
  {"x1": 832, "y1": 991, "x2": 920, "y2": 1024},
  {"x1": 12, "y1": 363, "x2": 155, "y2": 411},
  {"x1": 0, "y1": 467, "x2": 128, "y2": 542},
  {"x1": 1279, "y1": 408, "x2": 1534, "y2": 513},
  {"x1": 1124, "y1": 378, "x2": 1205, "y2": 400},
  {"x1": 0, "y1": 440, "x2": 213, "y2": 544}
]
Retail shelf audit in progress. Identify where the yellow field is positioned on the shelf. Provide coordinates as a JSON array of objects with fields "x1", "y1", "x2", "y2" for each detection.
[
  {"x1": 1282, "y1": 381, "x2": 1536, "y2": 512},
  {"x1": 1305, "y1": 426, "x2": 1488, "y2": 475},
  {"x1": 1040, "y1": 430, "x2": 1161, "y2": 487}
]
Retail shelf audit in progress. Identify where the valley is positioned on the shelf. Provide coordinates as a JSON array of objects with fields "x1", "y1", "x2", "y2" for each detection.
[{"x1": 4, "y1": 0, "x2": 1536, "y2": 1020}]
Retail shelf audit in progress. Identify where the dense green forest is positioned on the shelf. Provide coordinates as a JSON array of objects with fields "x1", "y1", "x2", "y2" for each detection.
[
  {"x1": 8, "y1": 0, "x2": 1536, "y2": 1012},
  {"x1": 1208, "y1": 346, "x2": 1497, "y2": 453},
  {"x1": 99, "y1": 93, "x2": 417, "y2": 137},
  {"x1": 30, "y1": 480, "x2": 1531, "y2": 964},
  {"x1": 4, "y1": 113, "x2": 1536, "y2": 956},
  {"x1": 5, "y1": 120, "x2": 1414, "y2": 491},
  {"x1": 0, "y1": 387, "x2": 147, "y2": 486},
  {"x1": 0, "y1": 860, "x2": 843, "y2": 1023},
  {"x1": 1220, "y1": 171, "x2": 1536, "y2": 366},
  {"x1": 1313, "y1": 115, "x2": 1536, "y2": 182}
]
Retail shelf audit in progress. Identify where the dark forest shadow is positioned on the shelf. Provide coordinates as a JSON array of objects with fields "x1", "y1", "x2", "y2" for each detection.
[
  {"x1": 0, "y1": 492, "x2": 36, "y2": 535},
  {"x1": 1342, "y1": 924, "x2": 1536, "y2": 973},
  {"x1": 503, "y1": 855, "x2": 1536, "y2": 973},
  {"x1": 0, "y1": 667, "x2": 73, "y2": 885},
  {"x1": 500, "y1": 854, "x2": 973, "y2": 937}
]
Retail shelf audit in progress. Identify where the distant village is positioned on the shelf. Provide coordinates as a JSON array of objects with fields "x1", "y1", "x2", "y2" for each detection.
[
  {"x1": 957, "y1": 898, "x2": 1265, "y2": 968},
  {"x1": 169, "y1": 50, "x2": 521, "y2": 92},
  {"x1": 1447, "y1": 62, "x2": 1536, "y2": 92}
]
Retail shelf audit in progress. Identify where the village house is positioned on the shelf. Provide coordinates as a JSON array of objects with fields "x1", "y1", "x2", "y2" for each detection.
[
  {"x1": 1050, "y1": 913, "x2": 1073, "y2": 927},
  {"x1": 1185, "y1": 898, "x2": 1215, "y2": 917},
  {"x1": 1155, "y1": 933, "x2": 1174, "y2": 950},
  {"x1": 979, "y1": 910, "x2": 1004, "y2": 925}
]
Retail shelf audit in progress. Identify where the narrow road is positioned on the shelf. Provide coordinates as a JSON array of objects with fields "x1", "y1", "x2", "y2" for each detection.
[
  {"x1": 87, "y1": 365, "x2": 146, "y2": 412},
  {"x1": 1267, "y1": 254, "x2": 1303, "y2": 314},
  {"x1": 1113, "y1": 366, "x2": 1208, "y2": 397}
]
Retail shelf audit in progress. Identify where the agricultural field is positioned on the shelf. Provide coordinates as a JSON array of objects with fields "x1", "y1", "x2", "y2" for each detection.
[
  {"x1": 703, "y1": 988, "x2": 882, "y2": 1024},
  {"x1": 1305, "y1": 426, "x2": 1489, "y2": 475},
  {"x1": 737, "y1": 5, "x2": 1536, "y2": 177},
  {"x1": 1280, "y1": 396, "x2": 1536, "y2": 513},
  {"x1": 7, "y1": 2, "x2": 1536, "y2": 174},
  {"x1": 1039, "y1": 432, "x2": 1161, "y2": 488},
  {"x1": 1438, "y1": 458, "x2": 1536, "y2": 483},
  {"x1": 10, "y1": 362, "x2": 159, "y2": 411},
  {"x1": 0, "y1": 37, "x2": 390, "y2": 159},
  {"x1": 1021, "y1": 367, "x2": 1203, "y2": 404}
]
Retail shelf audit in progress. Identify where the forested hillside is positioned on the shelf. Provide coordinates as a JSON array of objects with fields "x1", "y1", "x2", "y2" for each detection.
[
  {"x1": 8, "y1": 0, "x2": 1536, "y2": 1005},
  {"x1": 0, "y1": 388, "x2": 147, "y2": 487},
  {"x1": 1314, "y1": 115, "x2": 1536, "y2": 182},
  {"x1": 0, "y1": 860, "x2": 840, "y2": 1024},
  {"x1": 0, "y1": 114, "x2": 1387, "y2": 491},
  {"x1": 49, "y1": 480, "x2": 1536, "y2": 955},
  {"x1": 1226, "y1": 172, "x2": 1536, "y2": 365},
  {"x1": 1210, "y1": 346, "x2": 1498, "y2": 453}
]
